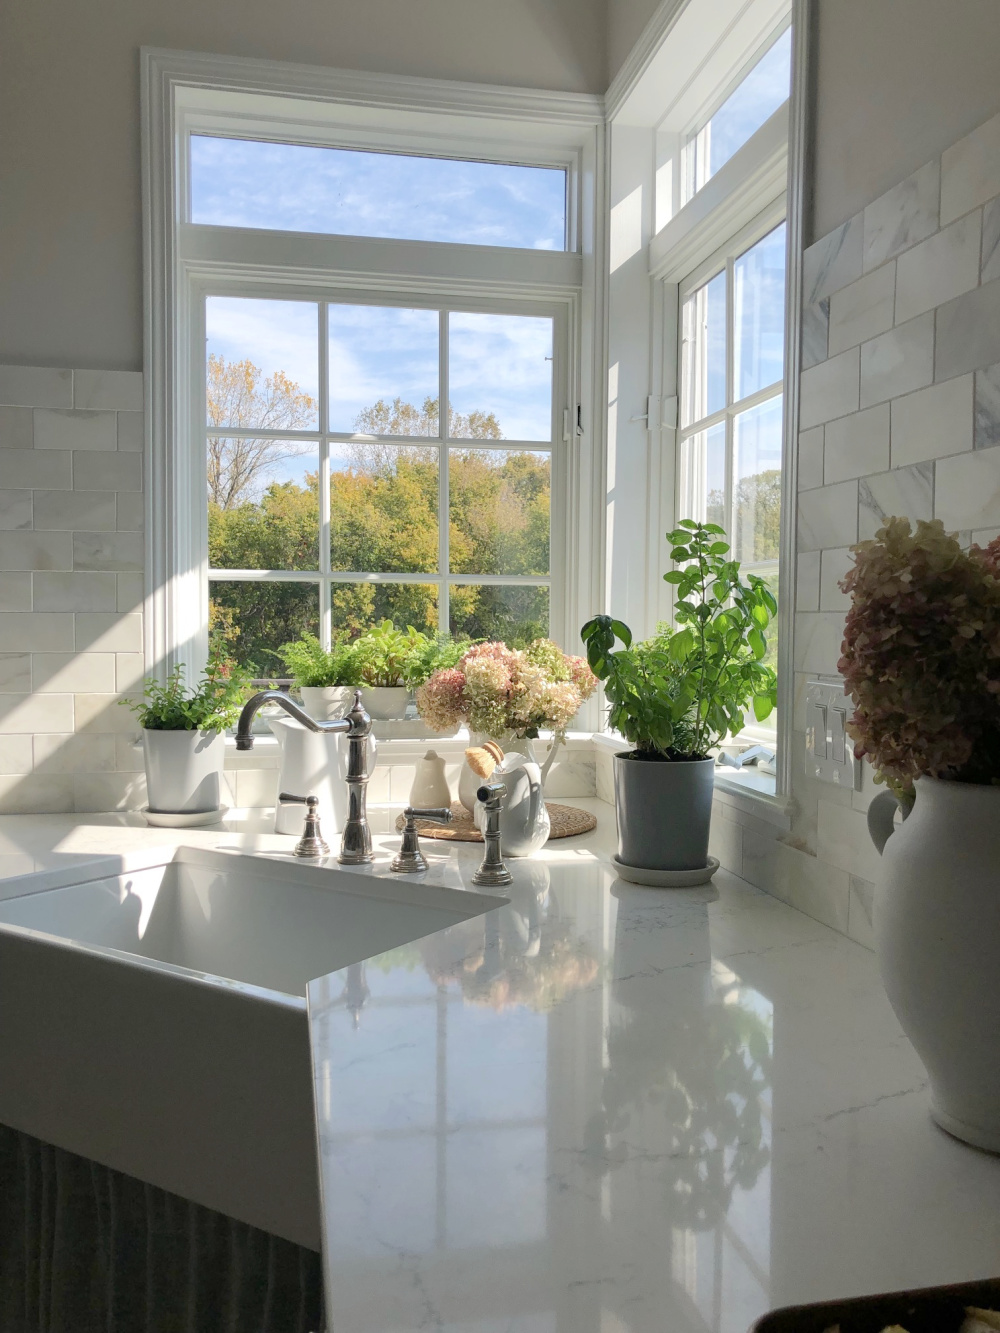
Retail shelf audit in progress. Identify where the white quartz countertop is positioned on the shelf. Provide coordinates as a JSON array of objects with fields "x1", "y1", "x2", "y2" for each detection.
[{"x1": 2, "y1": 802, "x2": 1000, "y2": 1331}]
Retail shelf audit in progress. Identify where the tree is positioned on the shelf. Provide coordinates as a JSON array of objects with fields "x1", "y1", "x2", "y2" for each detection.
[
  {"x1": 207, "y1": 354, "x2": 317, "y2": 508},
  {"x1": 353, "y1": 396, "x2": 502, "y2": 440},
  {"x1": 707, "y1": 468, "x2": 781, "y2": 564}
]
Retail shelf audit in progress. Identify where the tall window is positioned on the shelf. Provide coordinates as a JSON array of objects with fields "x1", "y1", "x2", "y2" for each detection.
[
  {"x1": 205, "y1": 294, "x2": 557, "y2": 673},
  {"x1": 678, "y1": 220, "x2": 786, "y2": 704}
]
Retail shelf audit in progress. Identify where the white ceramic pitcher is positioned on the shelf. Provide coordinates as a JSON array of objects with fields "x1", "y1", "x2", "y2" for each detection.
[
  {"x1": 475, "y1": 751, "x2": 550, "y2": 857},
  {"x1": 268, "y1": 716, "x2": 377, "y2": 836}
]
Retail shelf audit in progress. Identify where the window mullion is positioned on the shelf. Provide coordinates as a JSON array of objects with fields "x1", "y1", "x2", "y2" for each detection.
[
  {"x1": 318, "y1": 301, "x2": 332, "y2": 649},
  {"x1": 438, "y1": 308, "x2": 450, "y2": 635},
  {"x1": 726, "y1": 255, "x2": 735, "y2": 545}
]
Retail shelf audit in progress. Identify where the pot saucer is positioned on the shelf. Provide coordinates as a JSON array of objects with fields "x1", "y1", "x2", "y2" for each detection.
[
  {"x1": 612, "y1": 854, "x2": 719, "y2": 887},
  {"x1": 142, "y1": 806, "x2": 229, "y2": 829}
]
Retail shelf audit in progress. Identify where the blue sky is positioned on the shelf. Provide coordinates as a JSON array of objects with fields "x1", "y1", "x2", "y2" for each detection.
[
  {"x1": 708, "y1": 27, "x2": 792, "y2": 179},
  {"x1": 206, "y1": 297, "x2": 553, "y2": 446},
  {"x1": 191, "y1": 137, "x2": 566, "y2": 251}
]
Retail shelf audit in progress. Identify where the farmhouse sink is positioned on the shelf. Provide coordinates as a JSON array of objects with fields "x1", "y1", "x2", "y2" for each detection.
[{"x1": 0, "y1": 846, "x2": 499, "y2": 1249}]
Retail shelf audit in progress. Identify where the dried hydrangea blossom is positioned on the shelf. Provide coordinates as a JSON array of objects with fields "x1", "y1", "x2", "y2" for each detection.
[{"x1": 839, "y1": 517, "x2": 1000, "y2": 792}]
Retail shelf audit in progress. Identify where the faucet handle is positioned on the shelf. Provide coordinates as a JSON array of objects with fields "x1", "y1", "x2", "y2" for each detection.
[
  {"x1": 278, "y1": 792, "x2": 331, "y2": 859},
  {"x1": 391, "y1": 806, "x2": 453, "y2": 874}
]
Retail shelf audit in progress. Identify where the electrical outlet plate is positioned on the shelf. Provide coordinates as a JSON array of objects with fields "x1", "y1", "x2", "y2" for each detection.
[{"x1": 805, "y1": 679, "x2": 861, "y2": 789}]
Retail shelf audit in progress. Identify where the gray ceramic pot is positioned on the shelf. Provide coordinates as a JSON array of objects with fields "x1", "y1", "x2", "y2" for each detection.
[
  {"x1": 613, "y1": 750, "x2": 715, "y2": 871},
  {"x1": 142, "y1": 728, "x2": 225, "y2": 813}
]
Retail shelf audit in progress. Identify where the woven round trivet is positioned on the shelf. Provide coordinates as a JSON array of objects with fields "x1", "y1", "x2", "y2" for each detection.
[{"x1": 395, "y1": 800, "x2": 597, "y2": 842}]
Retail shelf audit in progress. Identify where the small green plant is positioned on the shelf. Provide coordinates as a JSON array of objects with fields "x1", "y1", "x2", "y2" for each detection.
[
  {"x1": 124, "y1": 653, "x2": 253, "y2": 732},
  {"x1": 405, "y1": 633, "x2": 470, "y2": 689},
  {"x1": 352, "y1": 620, "x2": 431, "y2": 688},
  {"x1": 279, "y1": 633, "x2": 362, "y2": 689},
  {"x1": 581, "y1": 521, "x2": 777, "y2": 759}
]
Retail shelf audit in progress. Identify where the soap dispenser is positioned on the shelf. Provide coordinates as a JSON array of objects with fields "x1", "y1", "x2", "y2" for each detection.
[{"x1": 409, "y1": 750, "x2": 452, "y2": 809}]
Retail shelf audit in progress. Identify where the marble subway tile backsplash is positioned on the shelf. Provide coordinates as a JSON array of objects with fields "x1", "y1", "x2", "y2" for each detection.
[{"x1": 791, "y1": 108, "x2": 1000, "y2": 946}]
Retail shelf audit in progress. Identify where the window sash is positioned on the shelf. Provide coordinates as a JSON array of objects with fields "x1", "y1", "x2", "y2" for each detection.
[{"x1": 204, "y1": 293, "x2": 562, "y2": 646}]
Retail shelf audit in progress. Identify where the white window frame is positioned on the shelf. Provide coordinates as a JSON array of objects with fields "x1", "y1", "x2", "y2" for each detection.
[{"x1": 141, "y1": 48, "x2": 604, "y2": 680}]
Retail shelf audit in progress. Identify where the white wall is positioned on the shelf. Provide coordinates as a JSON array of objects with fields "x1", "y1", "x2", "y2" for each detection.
[
  {"x1": 0, "y1": 0, "x2": 605, "y2": 372},
  {"x1": 811, "y1": 0, "x2": 1000, "y2": 242}
]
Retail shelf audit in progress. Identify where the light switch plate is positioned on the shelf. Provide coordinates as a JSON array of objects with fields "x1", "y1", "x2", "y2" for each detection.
[{"x1": 805, "y1": 679, "x2": 861, "y2": 789}]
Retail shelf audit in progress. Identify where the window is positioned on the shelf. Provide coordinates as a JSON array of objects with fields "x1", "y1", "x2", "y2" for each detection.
[
  {"x1": 206, "y1": 294, "x2": 557, "y2": 672},
  {"x1": 678, "y1": 220, "x2": 786, "y2": 721},
  {"x1": 682, "y1": 26, "x2": 791, "y2": 203}
]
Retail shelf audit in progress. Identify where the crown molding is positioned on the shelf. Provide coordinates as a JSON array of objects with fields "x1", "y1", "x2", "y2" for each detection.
[{"x1": 605, "y1": 0, "x2": 689, "y2": 122}]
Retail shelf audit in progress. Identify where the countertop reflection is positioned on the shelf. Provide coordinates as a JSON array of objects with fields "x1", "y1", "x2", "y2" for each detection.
[{"x1": 308, "y1": 806, "x2": 1000, "y2": 1333}]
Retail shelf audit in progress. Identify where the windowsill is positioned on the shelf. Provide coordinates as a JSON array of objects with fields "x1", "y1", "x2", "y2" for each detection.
[{"x1": 225, "y1": 729, "x2": 597, "y2": 756}]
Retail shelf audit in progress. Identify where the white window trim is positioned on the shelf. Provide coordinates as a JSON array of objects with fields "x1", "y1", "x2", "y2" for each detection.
[{"x1": 141, "y1": 47, "x2": 604, "y2": 682}]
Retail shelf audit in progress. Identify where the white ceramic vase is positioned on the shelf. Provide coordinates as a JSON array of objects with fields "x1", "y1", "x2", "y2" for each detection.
[
  {"x1": 868, "y1": 775, "x2": 1000, "y2": 1151},
  {"x1": 142, "y1": 728, "x2": 225, "y2": 813},
  {"x1": 409, "y1": 750, "x2": 451, "y2": 809},
  {"x1": 299, "y1": 685, "x2": 356, "y2": 721}
]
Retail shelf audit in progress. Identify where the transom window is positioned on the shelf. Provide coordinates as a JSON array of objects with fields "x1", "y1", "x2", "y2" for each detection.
[
  {"x1": 206, "y1": 294, "x2": 557, "y2": 673},
  {"x1": 677, "y1": 219, "x2": 786, "y2": 694}
]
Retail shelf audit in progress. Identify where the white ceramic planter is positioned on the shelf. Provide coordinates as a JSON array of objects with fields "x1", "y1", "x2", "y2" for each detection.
[
  {"x1": 868, "y1": 776, "x2": 1000, "y2": 1151},
  {"x1": 299, "y1": 685, "x2": 356, "y2": 721},
  {"x1": 142, "y1": 728, "x2": 225, "y2": 814},
  {"x1": 360, "y1": 686, "x2": 410, "y2": 721},
  {"x1": 613, "y1": 751, "x2": 715, "y2": 871}
]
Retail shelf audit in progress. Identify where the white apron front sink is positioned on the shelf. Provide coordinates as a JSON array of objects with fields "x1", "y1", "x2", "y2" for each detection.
[{"x1": 0, "y1": 846, "x2": 498, "y2": 1250}]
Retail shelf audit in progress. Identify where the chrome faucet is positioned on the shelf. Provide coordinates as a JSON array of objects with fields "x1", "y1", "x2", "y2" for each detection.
[
  {"x1": 473, "y1": 779, "x2": 512, "y2": 887},
  {"x1": 236, "y1": 688, "x2": 374, "y2": 865}
]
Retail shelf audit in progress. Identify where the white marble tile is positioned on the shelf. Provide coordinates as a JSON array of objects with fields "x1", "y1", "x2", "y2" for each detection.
[
  {"x1": 817, "y1": 798, "x2": 883, "y2": 883},
  {"x1": 0, "y1": 735, "x2": 33, "y2": 776},
  {"x1": 0, "y1": 366, "x2": 72, "y2": 409},
  {"x1": 73, "y1": 693, "x2": 140, "y2": 734},
  {"x1": 936, "y1": 278, "x2": 1000, "y2": 383},
  {"x1": 73, "y1": 772, "x2": 147, "y2": 813},
  {"x1": 863, "y1": 159, "x2": 940, "y2": 270},
  {"x1": 115, "y1": 653, "x2": 146, "y2": 692},
  {"x1": 708, "y1": 810, "x2": 742, "y2": 874},
  {"x1": 936, "y1": 446, "x2": 1000, "y2": 530},
  {"x1": 824, "y1": 404, "x2": 889, "y2": 483},
  {"x1": 0, "y1": 531, "x2": 72, "y2": 571},
  {"x1": 796, "y1": 549, "x2": 820, "y2": 611},
  {"x1": 941, "y1": 109, "x2": 1000, "y2": 226},
  {"x1": 32, "y1": 490, "x2": 117, "y2": 532},
  {"x1": 116, "y1": 572, "x2": 144, "y2": 614},
  {"x1": 975, "y1": 362, "x2": 1000, "y2": 449},
  {"x1": 0, "y1": 408, "x2": 33, "y2": 449},
  {"x1": 32, "y1": 733, "x2": 116, "y2": 775},
  {"x1": 114, "y1": 734, "x2": 145, "y2": 772},
  {"x1": 74, "y1": 612, "x2": 143, "y2": 653},
  {"x1": 595, "y1": 750, "x2": 614, "y2": 804},
  {"x1": 798, "y1": 479, "x2": 858, "y2": 550},
  {"x1": 0, "y1": 774, "x2": 74, "y2": 814},
  {"x1": 801, "y1": 298, "x2": 829, "y2": 370},
  {"x1": 0, "y1": 692, "x2": 74, "y2": 734},
  {"x1": 0, "y1": 574, "x2": 31, "y2": 611},
  {"x1": 859, "y1": 463, "x2": 934, "y2": 539},
  {"x1": 983, "y1": 196, "x2": 1000, "y2": 284},
  {"x1": 800, "y1": 348, "x2": 860, "y2": 429},
  {"x1": 33, "y1": 571, "x2": 116, "y2": 613},
  {"x1": 802, "y1": 213, "x2": 863, "y2": 305},
  {"x1": 73, "y1": 370, "x2": 144, "y2": 413},
  {"x1": 0, "y1": 449, "x2": 71, "y2": 489},
  {"x1": 894, "y1": 210, "x2": 982, "y2": 324},
  {"x1": 32, "y1": 652, "x2": 116, "y2": 694},
  {"x1": 860, "y1": 313, "x2": 934, "y2": 408},
  {"x1": 72, "y1": 531, "x2": 143, "y2": 572},
  {"x1": 848, "y1": 875, "x2": 876, "y2": 951},
  {"x1": 0, "y1": 491, "x2": 31, "y2": 531},
  {"x1": 73, "y1": 452, "x2": 141, "y2": 492},
  {"x1": 33, "y1": 408, "x2": 116, "y2": 452},
  {"x1": 891, "y1": 375, "x2": 973, "y2": 467},
  {"x1": 828, "y1": 263, "x2": 895, "y2": 355},
  {"x1": 798, "y1": 425, "x2": 824, "y2": 490},
  {"x1": 793, "y1": 611, "x2": 847, "y2": 674},
  {"x1": 742, "y1": 828, "x2": 850, "y2": 932},
  {"x1": 115, "y1": 493, "x2": 144, "y2": 531},
  {"x1": 820, "y1": 547, "x2": 853, "y2": 611},
  {"x1": 0, "y1": 654, "x2": 31, "y2": 692},
  {"x1": 0, "y1": 612, "x2": 74, "y2": 651},
  {"x1": 116, "y1": 412, "x2": 143, "y2": 453}
]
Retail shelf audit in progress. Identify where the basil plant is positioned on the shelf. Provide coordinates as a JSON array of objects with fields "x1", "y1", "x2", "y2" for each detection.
[{"x1": 582, "y1": 522, "x2": 778, "y2": 759}]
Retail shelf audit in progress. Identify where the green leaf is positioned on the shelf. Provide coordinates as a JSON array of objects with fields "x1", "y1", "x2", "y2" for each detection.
[
  {"x1": 662, "y1": 570, "x2": 685, "y2": 585},
  {"x1": 753, "y1": 694, "x2": 774, "y2": 722},
  {"x1": 748, "y1": 628, "x2": 765, "y2": 659},
  {"x1": 708, "y1": 541, "x2": 730, "y2": 555},
  {"x1": 610, "y1": 619, "x2": 633, "y2": 647},
  {"x1": 751, "y1": 602, "x2": 770, "y2": 629}
]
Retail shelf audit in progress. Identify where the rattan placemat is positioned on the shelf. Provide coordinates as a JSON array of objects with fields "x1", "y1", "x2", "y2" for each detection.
[{"x1": 395, "y1": 801, "x2": 597, "y2": 842}]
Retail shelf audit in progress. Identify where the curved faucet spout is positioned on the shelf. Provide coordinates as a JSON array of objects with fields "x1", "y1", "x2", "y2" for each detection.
[{"x1": 235, "y1": 690, "x2": 361, "y2": 750}]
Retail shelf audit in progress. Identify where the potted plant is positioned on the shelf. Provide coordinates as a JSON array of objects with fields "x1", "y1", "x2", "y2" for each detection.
[
  {"x1": 352, "y1": 619, "x2": 430, "y2": 720},
  {"x1": 125, "y1": 653, "x2": 251, "y2": 815},
  {"x1": 581, "y1": 521, "x2": 777, "y2": 879},
  {"x1": 279, "y1": 632, "x2": 361, "y2": 721},
  {"x1": 842, "y1": 517, "x2": 1000, "y2": 1151}
]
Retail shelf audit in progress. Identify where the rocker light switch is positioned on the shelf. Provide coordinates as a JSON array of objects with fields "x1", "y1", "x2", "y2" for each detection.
[{"x1": 805, "y1": 680, "x2": 860, "y2": 789}]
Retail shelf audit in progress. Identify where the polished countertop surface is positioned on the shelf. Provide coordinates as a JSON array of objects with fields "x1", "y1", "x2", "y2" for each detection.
[{"x1": 2, "y1": 803, "x2": 1000, "y2": 1331}]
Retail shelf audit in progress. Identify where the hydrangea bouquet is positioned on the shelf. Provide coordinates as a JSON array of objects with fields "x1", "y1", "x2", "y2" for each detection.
[
  {"x1": 839, "y1": 517, "x2": 1000, "y2": 798},
  {"x1": 416, "y1": 639, "x2": 597, "y2": 751}
]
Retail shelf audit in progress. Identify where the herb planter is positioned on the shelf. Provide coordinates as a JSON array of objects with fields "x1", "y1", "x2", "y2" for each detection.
[
  {"x1": 613, "y1": 751, "x2": 714, "y2": 872},
  {"x1": 868, "y1": 776, "x2": 1000, "y2": 1151},
  {"x1": 360, "y1": 686, "x2": 410, "y2": 721},
  {"x1": 299, "y1": 685, "x2": 356, "y2": 721},
  {"x1": 142, "y1": 728, "x2": 225, "y2": 814}
]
